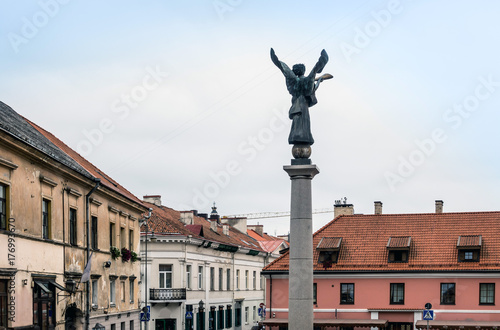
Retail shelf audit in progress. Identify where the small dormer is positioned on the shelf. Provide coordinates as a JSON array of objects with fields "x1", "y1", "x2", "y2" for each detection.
[
  {"x1": 317, "y1": 237, "x2": 342, "y2": 265},
  {"x1": 457, "y1": 235, "x2": 481, "y2": 262},
  {"x1": 387, "y1": 236, "x2": 411, "y2": 263}
]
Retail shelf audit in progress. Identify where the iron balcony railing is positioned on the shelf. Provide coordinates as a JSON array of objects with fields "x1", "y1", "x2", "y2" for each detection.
[{"x1": 150, "y1": 288, "x2": 186, "y2": 301}]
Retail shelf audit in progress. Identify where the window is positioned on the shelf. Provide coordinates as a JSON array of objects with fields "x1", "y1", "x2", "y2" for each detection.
[
  {"x1": 121, "y1": 322, "x2": 125, "y2": 330},
  {"x1": 245, "y1": 306, "x2": 249, "y2": 324},
  {"x1": 121, "y1": 281, "x2": 125, "y2": 302},
  {"x1": 441, "y1": 283, "x2": 456, "y2": 304},
  {"x1": 458, "y1": 249, "x2": 480, "y2": 262},
  {"x1": 388, "y1": 250, "x2": 408, "y2": 263},
  {"x1": 91, "y1": 216, "x2": 98, "y2": 250},
  {"x1": 69, "y1": 208, "x2": 77, "y2": 245},
  {"x1": 42, "y1": 199, "x2": 51, "y2": 239},
  {"x1": 313, "y1": 283, "x2": 317, "y2": 305},
  {"x1": 480, "y1": 283, "x2": 495, "y2": 305},
  {"x1": 186, "y1": 265, "x2": 192, "y2": 289},
  {"x1": 110, "y1": 222, "x2": 115, "y2": 247},
  {"x1": 159, "y1": 265, "x2": 172, "y2": 288},
  {"x1": 110, "y1": 279, "x2": 116, "y2": 305},
  {"x1": 218, "y1": 306, "x2": 224, "y2": 329},
  {"x1": 129, "y1": 279, "x2": 134, "y2": 303},
  {"x1": 198, "y1": 266, "x2": 203, "y2": 290},
  {"x1": 219, "y1": 268, "x2": 223, "y2": 291},
  {"x1": 390, "y1": 283, "x2": 405, "y2": 304},
  {"x1": 209, "y1": 306, "x2": 216, "y2": 330},
  {"x1": 210, "y1": 267, "x2": 215, "y2": 291},
  {"x1": 130, "y1": 321, "x2": 134, "y2": 330},
  {"x1": 340, "y1": 283, "x2": 354, "y2": 304},
  {"x1": 235, "y1": 305, "x2": 241, "y2": 327},
  {"x1": 120, "y1": 227, "x2": 126, "y2": 249},
  {"x1": 111, "y1": 324, "x2": 116, "y2": 330},
  {"x1": 253, "y1": 306, "x2": 256, "y2": 321},
  {"x1": 129, "y1": 229, "x2": 134, "y2": 251},
  {"x1": 245, "y1": 270, "x2": 249, "y2": 290},
  {"x1": 92, "y1": 279, "x2": 98, "y2": 307},
  {"x1": 253, "y1": 271, "x2": 257, "y2": 290},
  {"x1": 236, "y1": 270, "x2": 240, "y2": 290},
  {"x1": 0, "y1": 184, "x2": 7, "y2": 230},
  {"x1": 226, "y1": 269, "x2": 231, "y2": 291},
  {"x1": 33, "y1": 280, "x2": 55, "y2": 327},
  {"x1": 0, "y1": 280, "x2": 8, "y2": 327},
  {"x1": 226, "y1": 305, "x2": 232, "y2": 327}
]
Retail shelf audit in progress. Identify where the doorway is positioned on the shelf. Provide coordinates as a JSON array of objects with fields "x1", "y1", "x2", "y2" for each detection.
[{"x1": 156, "y1": 319, "x2": 177, "y2": 330}]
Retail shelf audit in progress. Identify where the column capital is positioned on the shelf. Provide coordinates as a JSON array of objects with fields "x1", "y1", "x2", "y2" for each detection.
[{"x1": 283, "y1": 164, "x2": 320, "y2": 179}]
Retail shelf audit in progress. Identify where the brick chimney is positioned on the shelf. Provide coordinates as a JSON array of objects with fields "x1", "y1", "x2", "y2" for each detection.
[
  {"x1": 374, "y1": 201, "x2": 383, "y2": 215},
  {"x1": 435, "y1": 200, "x2": 444, "y2": 214},
  {"x1": 143, "y1": 195, "x2": 162, "y2": 206},
  {"x1": 334, "y1": 199, "x2": 354, "y2": 218},
  {"x1": 180, "y1": 211, "x2": 194, "y2": 225},
  {"x1": 248, "y1": 225, "x2": 264, "y2": 237}
]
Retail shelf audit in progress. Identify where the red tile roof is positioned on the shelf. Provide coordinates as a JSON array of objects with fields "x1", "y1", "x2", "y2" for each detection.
[
  {"x1": 263, "y1": 212, "x2": 500, "y2": 272},
  {"x1": 247, "y1": 229, "x2": 289, "y2": 253},
  {"x1": 317, "y1": 237, "x2": 342, "y2": 250},
  {"x1": 457, "y1": 235, "x2": 482, "y2": 247},
  {"x1": 142, "y1": 203, "x2": 264, "y2": 252},
  {"x1": 387, "y1": 236, "x2": 411, "y2": 248}
]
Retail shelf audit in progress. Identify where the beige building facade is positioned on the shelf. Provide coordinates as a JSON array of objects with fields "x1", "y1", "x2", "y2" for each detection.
[{"x1": 0, "y1": 101, "x2": 147, "y2": 329}]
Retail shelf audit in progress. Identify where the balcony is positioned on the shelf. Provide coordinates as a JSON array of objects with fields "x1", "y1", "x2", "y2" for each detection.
[{"x1": 150, "y1": 288, "x2": 186, "y2": 302}]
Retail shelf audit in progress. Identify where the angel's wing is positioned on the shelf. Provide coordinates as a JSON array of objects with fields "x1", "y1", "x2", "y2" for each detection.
[
  {"x1": 270, "y1": 48, "x2": 296, "y2": 80},
  {"x1": 309, "y1": 49, "x2": 329, "y2": 77}
]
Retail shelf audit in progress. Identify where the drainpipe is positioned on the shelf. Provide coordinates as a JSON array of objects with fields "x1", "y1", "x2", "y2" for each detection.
[
  {"x1": 85, "y1": 179, "x2": 100, "y2": 330},
  {"x1": 269, "y1": 274, "x2": 272, "y2": 318},
  {"x1": 142, "y1": 208, "x2": 152, "y2": 330}
]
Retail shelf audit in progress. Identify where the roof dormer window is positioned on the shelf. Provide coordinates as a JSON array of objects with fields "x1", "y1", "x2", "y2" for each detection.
[
  {"x1": 457, "y1": 235, "x2": 481, "y2": 262},
  {"x1": 387, "y1": 236, "x2": 411, "y2": 263},
  {"x1": 317, "y1": 237, "x2": 342, "y2": 266}
]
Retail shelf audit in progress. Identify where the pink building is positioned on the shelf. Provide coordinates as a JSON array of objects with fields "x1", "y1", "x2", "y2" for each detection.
[{"x1": 262, "y1": 201, "x2": 500, "y2": 330}]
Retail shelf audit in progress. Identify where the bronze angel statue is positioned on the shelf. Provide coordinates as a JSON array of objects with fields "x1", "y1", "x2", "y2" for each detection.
[{"x1": 270, "y1": 48, "x2": 332, "y2": 146}]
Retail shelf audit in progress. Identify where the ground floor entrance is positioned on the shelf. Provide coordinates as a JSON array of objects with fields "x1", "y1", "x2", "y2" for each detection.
[
  {"x1": 156, "y1": 318, "x2": 177, "y2": 330},
  {"x1": 388, "y1": 322, "x2": 413, "y2": 330}
]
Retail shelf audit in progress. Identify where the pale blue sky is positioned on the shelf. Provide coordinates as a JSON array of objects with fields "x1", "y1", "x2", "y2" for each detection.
[{"x1": 2, "y1": 1, "x2": 500, "y2": 235}]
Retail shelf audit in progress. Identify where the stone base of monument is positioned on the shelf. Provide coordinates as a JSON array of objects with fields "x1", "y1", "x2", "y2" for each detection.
[{"x1": 291, "y1": 144, "x2": 312, "y2": 165}]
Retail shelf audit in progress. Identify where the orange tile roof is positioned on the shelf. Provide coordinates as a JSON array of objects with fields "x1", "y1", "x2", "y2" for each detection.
[
  {"x1": 142, "y1": 203, "x2": 264, "y2": 252},
  {"x1": 263, "y1": 212, "x2": 500, "y2": 272},
  {"x1": 247, "y1": 229, "x2": 289, "y2": 253}
]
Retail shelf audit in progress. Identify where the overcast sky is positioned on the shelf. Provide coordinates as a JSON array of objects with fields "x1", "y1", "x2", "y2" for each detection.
[{"x1": 2, "y1": 1, "x2": 500, "y2": 236}]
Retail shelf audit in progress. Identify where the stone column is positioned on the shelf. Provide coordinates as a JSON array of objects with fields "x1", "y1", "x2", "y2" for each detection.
[{"x1": 283, "y1": 164, "x2": 319, "y2": 330}]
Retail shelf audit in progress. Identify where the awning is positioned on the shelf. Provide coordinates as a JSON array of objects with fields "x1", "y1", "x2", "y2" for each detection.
[
  {"x1": 262, "y1": 318, "x2": 388, "y2": 328},
  {"x1": 34, "y1": 281, "x2": 51, "y2": 293},
  {"x1": 49, "y1": 280, "x2": 67, "y2": 291},
  {"x1": 416, "y1": 320, "x2": 500, "y2": 329}
]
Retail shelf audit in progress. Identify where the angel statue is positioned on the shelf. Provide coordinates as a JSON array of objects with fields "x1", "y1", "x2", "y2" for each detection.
[{"x1": 270, "y1": 48, "x2": 332, "y2": 147}]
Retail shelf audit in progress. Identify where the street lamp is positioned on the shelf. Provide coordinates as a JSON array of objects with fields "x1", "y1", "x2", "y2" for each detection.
[{"x1": 198, "y1": 300, "x2": 205, "y2": 330}]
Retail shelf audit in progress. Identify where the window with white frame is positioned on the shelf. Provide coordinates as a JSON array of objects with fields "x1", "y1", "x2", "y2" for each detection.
[
  {"x1": 226, "y1": 269, "x2": 231, "y2": 291},
  {"x1": 92, "y1": 279, "x2": 98, "y2": 307},
  {"x1": 129, "y1": 279, "x2": 134, "y2": 303},
  {"x1": 253, "y1": 271, "x2": 256, "y2": 290},
  {"x1": 159, "y1": 264, "x2": 172, "y2": 288},
  {"x1": 245, "y1": 306, "x2": 249, "y2": 324},
  {"x1": 186, "y1": 265, "x2": 191, "y2": 289},
  {"x1": 198, "y1": 265, "x2": 203, "y2": 290},
  {"x1": 245, "y1": 270, "x2": 249, "y2": 290},
  {"x1": 219, "y1": 268, "x2": 223, "y2": 291},
  {"x1": 236, "y1": 270, "x2": 240, "y2": 290},
  {"x1": 110, "y1": 278, "x2": 116, "y2": 305}
]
